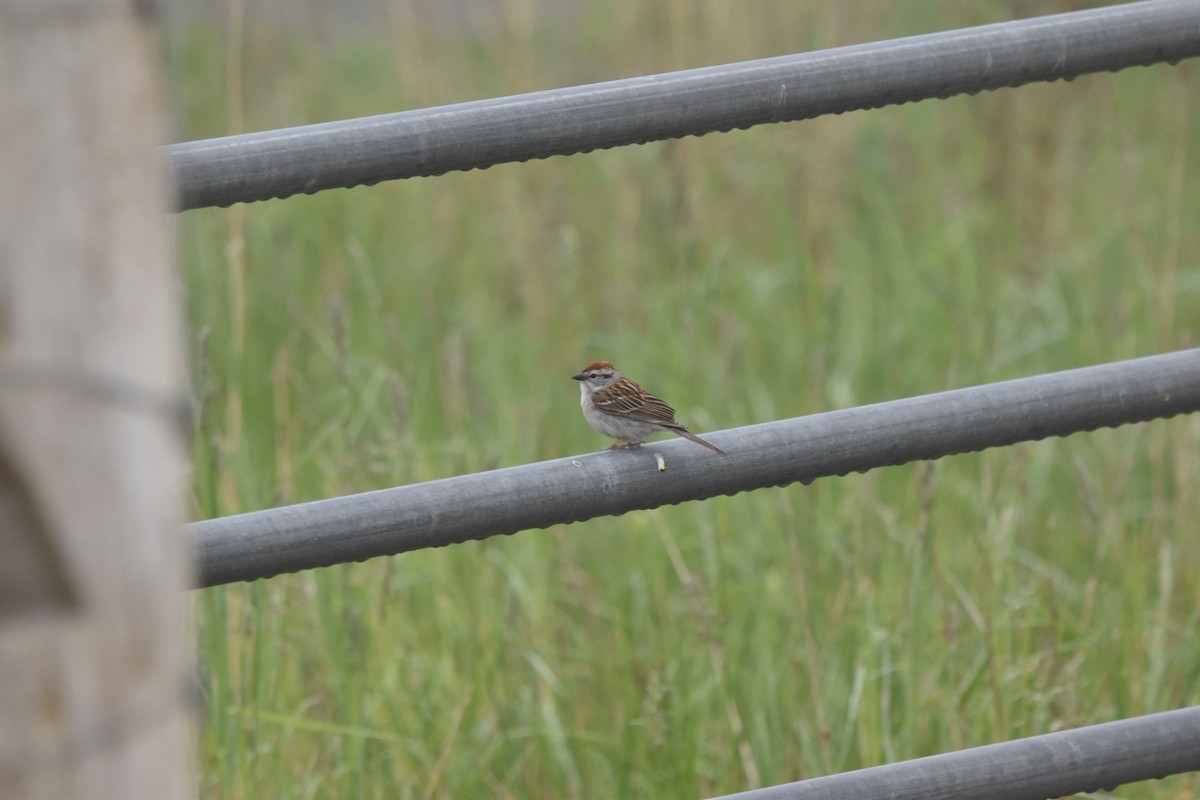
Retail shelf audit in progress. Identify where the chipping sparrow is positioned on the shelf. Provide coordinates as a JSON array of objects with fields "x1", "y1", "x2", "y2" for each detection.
[{"x1": 572, "y1": 361, "x2": 725, "y2": 454}]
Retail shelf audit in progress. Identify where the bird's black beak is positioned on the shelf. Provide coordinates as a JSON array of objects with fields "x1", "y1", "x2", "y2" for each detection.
[{"x1": 571, "y1": 372, "x2": 586, "y2": 381}]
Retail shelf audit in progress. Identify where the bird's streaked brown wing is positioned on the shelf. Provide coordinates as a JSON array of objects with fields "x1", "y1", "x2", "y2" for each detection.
[{"x1": 592, "y1": 377, "x2": 680, "y2": 425}]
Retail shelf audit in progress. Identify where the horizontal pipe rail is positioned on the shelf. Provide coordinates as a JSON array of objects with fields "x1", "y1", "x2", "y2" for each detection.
[
  {"x1": 190, "y1": 349, "x2": 1200, "y2": 588},
  {"x1": 167, "y1": 0, "x2": 1200, "y2": 210},
  {"x1": 709, "y1": 706, "x2": 1200, "y2": 800}
]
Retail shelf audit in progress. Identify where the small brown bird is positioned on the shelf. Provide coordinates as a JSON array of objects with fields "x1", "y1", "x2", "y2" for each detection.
[{"x1": 572, "y1": 361, "x2": 724, "y2": 454}]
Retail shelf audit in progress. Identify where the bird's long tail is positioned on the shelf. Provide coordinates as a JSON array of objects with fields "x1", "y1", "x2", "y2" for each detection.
[{"x1": 670, "y1": 426, "x2": 725, "y2": 454}]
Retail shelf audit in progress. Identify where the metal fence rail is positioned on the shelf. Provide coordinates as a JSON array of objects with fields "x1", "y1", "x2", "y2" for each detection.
[
  {"x1": 190, "y1": 348, "x2": 1200, "y2": 588},
  {"x1": 709, "y1": 706, "x2": 1200, "y2": 800},
  {"x1": 167, "y1": 0, "x2": 1200, "y2": 210}
]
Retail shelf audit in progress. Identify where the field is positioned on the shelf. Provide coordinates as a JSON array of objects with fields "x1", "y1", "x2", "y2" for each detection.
[{"x1": 167, "y1": 2, "x2": 1200, "y2": 797}]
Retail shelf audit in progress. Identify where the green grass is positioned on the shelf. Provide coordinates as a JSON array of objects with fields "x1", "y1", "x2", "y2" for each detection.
[{"x1": 170, "y1": 2, "x2": 1200, "y2": 797}]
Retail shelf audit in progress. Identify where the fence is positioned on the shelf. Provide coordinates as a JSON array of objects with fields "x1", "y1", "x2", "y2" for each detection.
[{"x1": 176, "y1": 1, "x2": 1200, "y2": 797}]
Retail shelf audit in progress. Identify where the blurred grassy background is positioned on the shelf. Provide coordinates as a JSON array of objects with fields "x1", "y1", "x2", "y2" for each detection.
[{"x1": 167, "y1": 1, "x2": 1200, "y2": 797}]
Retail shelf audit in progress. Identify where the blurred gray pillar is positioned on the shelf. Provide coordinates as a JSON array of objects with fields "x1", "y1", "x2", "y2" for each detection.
[
  {"x1": 167, "y1": 0, "x2": 1200, "y2": 209},
  {"x1": 0, "y1": 1, "x2": 192, "y2": 796},
  {"x1": 709, "y1": 706, "x2": 1200, "y2": 799},
  {"x1": 191, "y1": 349, "x2": 1200, "y2": 588}
]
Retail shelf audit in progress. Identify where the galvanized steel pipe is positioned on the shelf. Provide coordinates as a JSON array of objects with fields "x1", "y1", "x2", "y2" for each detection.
[
  {"x1": 709, "y1": 706, "x2": 1200, "y2": 799},
  {"x1": 167, "y1": 0, "x2": 1200, "y2": 210},
  {"x1": 190, "y1": 348, "x2": 1200, "y2": 588}
]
